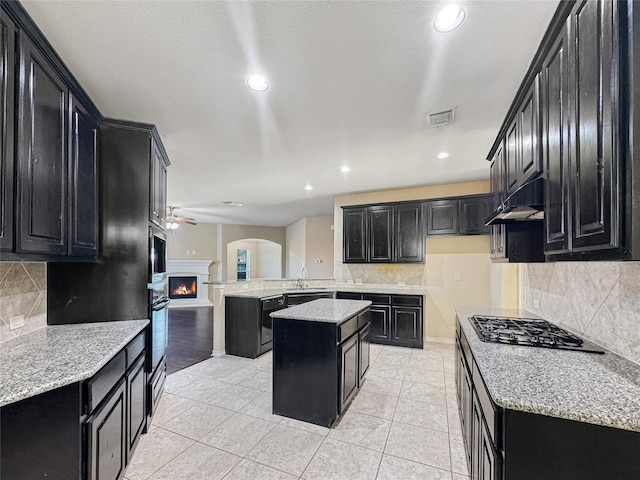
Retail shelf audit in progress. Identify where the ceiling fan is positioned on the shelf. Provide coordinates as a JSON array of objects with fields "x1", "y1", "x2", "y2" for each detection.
[{"x1": 166, "y1": 206, "x2": 197, "y2": 230}]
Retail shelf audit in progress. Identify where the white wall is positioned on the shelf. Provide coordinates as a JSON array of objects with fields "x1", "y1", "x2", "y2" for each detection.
[
  {"x1": 257, "y1": 242, "x2": 282, "y2": 278},
  {"x1": 286, "y1": 218, "x2": 306, "y2": 278},
  {"x1": 226, "y1": 239, "x2": 283, "y2": 281},
  {"x1": 304, "y1": 215, "x2": 334, "y2": 278}
]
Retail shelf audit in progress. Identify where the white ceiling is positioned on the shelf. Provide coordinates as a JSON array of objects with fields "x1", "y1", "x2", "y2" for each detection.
[{"x1": 21, "y1": 0, "x2": 559, "y2": 227}]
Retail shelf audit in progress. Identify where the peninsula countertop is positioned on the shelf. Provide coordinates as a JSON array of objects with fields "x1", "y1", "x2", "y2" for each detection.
[
  {"x1": 455, "y1": 306, "x2": 640, "y2": 432},
  {"x1": 271, "y1": 298, "x2": 372, "y2": 324},
  {"x1": 0, "y1": 320, "x2": 149, "y2": 408}
]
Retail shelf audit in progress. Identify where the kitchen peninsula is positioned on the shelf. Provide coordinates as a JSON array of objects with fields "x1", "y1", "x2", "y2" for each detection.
[{"x1": 271, "y1": 299, "x2": 371, "y2": 427}]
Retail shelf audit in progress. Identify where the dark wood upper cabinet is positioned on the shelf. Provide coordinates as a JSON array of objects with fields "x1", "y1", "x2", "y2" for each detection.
[
  {"x1": 568, "y1": 0, "x2": 619, "y2": 253},
  {"x1": 519, "y1": 75, "x2": 542, "y2": 184},
  {"x1": 16, "y1": 31, "x2": 68, "y2": 255},
  {"x1": 343, "y1": 207, "x2": 368, "y2": 263},
  {"x1": 458, "y1": 196, "x2": 492, "y2": 235},
  {"x1": 368, "y1": 205, "x2": 394, "y2": 262},
  {"x1": 150, "y1": 140, "x2": 168, "y2": 229},
  {"x1": 505, "y1": 118, "x2": 519, "y2": 194},
  {"x1": 425, "y1": 199, "x2": 458, "y2": 236},
  {"x1": 68, "y1": 94, "x2": 98, "y2": 257},
  {"x1": 542, "y1": 24, "x2": 571, "y2": 255},
  {"x1": 395, "y1": 202, "x2": 423, "y2": 262},
  {"x1": 0, "y1": 9, "x2": 15, "y2": 252}
]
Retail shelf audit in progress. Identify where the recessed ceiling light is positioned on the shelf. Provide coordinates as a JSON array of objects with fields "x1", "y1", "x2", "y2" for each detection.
[
  {"x1": 222, "y1": 201, "x2": 243, "y2": 207},
  {"x1": 304, "y1": 185, "x2": 314, "y2": 191},
  {"x1": 436, "y1": 152, "x2": 451, "y2": 159},
  {"x1": 340, "y1": 166, "x2": 352, "y2": 173},
  {"x1": 434, "y1": 5, "x2": 465, "y2": 33},
  {"x1": 247, "y1": 75, "x2": 270, "y2": 92}
]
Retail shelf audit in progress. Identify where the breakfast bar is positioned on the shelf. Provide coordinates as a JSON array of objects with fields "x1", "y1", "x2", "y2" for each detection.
[{"x1": 270, "y1": 299, "x2": 371, "y2": 427}]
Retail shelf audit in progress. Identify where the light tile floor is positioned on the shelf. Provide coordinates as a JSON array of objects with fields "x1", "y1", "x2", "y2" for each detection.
[{"x1": 125, "y1": 342, "x2": 470, "y2": 480}]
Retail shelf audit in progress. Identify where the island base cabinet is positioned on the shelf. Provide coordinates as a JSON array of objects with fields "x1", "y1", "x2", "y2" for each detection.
[{"x1": 340, "y1": 333, "x2": 359, "y2": 411}]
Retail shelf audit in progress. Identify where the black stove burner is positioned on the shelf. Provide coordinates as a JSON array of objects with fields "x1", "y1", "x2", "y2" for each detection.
[{"x1": 470, "y1": 315, "x2": 605, "y2": 354}]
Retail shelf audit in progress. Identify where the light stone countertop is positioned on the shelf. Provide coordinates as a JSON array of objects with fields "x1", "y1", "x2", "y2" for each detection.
[
  {"x1": 271, "y1": 299, "x2": 372, "y2": 324},
  {"x1": 456, "y1": 306, "x2": 640, "y2": 432},
  {"x1": 0, "y1": 320, "x2": 149, "y2": 408},
  {"x1": 224, "y1": 285, "x2": 425, "y2": 299}
]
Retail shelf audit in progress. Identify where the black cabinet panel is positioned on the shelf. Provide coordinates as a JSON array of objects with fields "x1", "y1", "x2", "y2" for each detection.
[
  {"x1": 569, "y1": 0, "x2": 619, "y2": 253},
  {"x1": 150, "y1": 141, "x2": 168, "y2": 228},
  {"x1": 368, "y1": 205, "x2": 394, "y2": 262},
  {"x1": 359, "y1": 323, "x2": 370, "y2": 383},
  {"x1": 519, "y1": 75, "x2": 542, "y2": 184},
  {"x1": 0, "y1": 9, "x2": 15, "y2": 252},
  {"x1": 392, "y1": 306, "x2": 423, "y2": 348},
  {"x1": 87, "y1": 379, "x2": 127, "y2": 480},
  {"x1": 395, "y1": 202, "x2": 424, "y2": 262},
  {"x1": 68, "y1": 94, "x2": 98, "y2": 257},
  {"x1": 127, "y1": 354, "x2": 146, "y2": 461},
  {"x1": 458, "y1": 196, "x2": 492, "y2": 235},
  {"x1": 340, "y1": 333, "x2": 359, "y2": 411},
  {"x1": 505, "y1": 119, "x2": 519, "y2": 194},
  {"x1": 542, "y1": 28, "x2": 571, "y2": 254},
  {"x1": 17, "y1": 32, "x2": 68, "y2": 255},
  {"x1": 343, "y1": 207, "x2": 367, "y2": 262},
  {"x1": 425, "y1": 200, "x2": 457, "y2": 235},
  {"x1": 369, "y1": 305, "x2": 391, "y2": 342}
]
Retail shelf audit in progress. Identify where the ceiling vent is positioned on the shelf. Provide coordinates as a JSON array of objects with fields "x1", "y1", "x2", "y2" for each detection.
[{"x1": 426, "y1": 107, "x2": 457, "y2": 128}]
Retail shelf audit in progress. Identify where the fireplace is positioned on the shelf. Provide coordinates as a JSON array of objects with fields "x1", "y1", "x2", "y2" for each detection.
[{"x1": 169, "y1": 276, "x2": 197, "y2": 299}]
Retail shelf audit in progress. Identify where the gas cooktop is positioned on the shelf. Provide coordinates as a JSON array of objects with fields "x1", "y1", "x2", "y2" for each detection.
[{"x1": 470, "y1": 315, "x2": 605, "y2": 354}]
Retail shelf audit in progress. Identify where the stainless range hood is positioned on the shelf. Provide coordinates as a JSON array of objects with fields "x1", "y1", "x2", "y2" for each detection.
[{"x1": 485, "y1": 177, "x2": 545, "y2": 225}]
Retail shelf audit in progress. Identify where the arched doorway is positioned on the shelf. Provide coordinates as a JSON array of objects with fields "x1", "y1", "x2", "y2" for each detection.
[{"x1": 226, "y1": 238, "x2": 283, "y2": 281}]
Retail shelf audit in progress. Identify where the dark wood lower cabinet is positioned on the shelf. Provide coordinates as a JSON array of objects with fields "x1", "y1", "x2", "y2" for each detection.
[
  {"x1": 391, "y1": 306, "x2": 423, "y2": 348},
  {"x1": 127, "y1": 354, "x2": 147, "y2": 459},
  {"x1": 340, "y1": 333, "x2": 359, "y2": 411},
  {"x1": 369, "y1": 304, "x2": 391, "y2": 342},
  {"x1": 359, "y1": 323, "x2": 370, "y2": 383},
  {"x1": 87, "y1": 380, "x2": 127, "y2": 480}
]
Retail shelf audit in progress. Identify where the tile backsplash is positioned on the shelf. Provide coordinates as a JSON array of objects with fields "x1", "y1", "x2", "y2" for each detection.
[
  {"x1": 524, "y1": 262, "x2": 640, "y2": 365},
  {"x1": 334, "y1": 262, "x2": 426, "y2": 286},
  {"x1": 0, "y1": 262, "x2": 47, "y2": 343}
]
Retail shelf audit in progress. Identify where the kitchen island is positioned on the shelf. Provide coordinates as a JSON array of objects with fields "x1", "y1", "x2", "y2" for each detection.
[
  {"x1": 455, "y1": 306, "x2": 640, "y2": 480},
  {"x1": 271, "y1": 298, "x2": 371, "y2": 427}
]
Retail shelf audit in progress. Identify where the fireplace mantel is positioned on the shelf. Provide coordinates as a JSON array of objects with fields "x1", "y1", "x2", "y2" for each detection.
[{"x1": 166, "y1": 260, "x2": 213, "y2": 308}]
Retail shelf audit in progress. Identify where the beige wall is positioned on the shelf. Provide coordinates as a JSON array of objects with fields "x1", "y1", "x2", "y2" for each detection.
[
  {"x1": 304, "y1": 215, "x2": 334, "y2": 278},
  {"x1": 218, "y1": 224, "x2": 286, "y2": 281},
  {"x1": 524, "y1": 262, "x2": 640, "y2": 366},
  {"x1": 0, "y1": 262, "x2": 47, "y2": 343},
  {"x1": 286, "y1": 218, "x2": 306, "y2": 278},
  {"x1": 227, "y1": 239, "x2": 282, "y2": 281}
]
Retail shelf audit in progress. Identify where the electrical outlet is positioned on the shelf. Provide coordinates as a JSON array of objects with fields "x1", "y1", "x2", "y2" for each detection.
[
  {"x1": 347, "y1": 279, "x2": 354, "y2": 285},
  {"x1": 9, "y1": 315, "x2": 25, "y2": 331},
  {"x1": 533, "y1": 299, "x2": 540, "y2": 309},
  {"x1": 186, "y1": 250, "x2": 190, "y2": 255},
  {"x1": 191, "y1": 250, "x2": 196, "y2": 255},
  {"x1": 242, "y1": 284, "x2": 249, "y2": 290},
  {"x1": 454, "y1": 273, "x2": 461, "y2": 281},
  {"x1": 355, "y1": 278, "x2": 363, "y2": 285}
]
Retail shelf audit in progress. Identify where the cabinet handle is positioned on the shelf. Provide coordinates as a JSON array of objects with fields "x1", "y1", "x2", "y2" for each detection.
[{"x1": 34, "y1": 157, "x2": 39, "y2": 164}]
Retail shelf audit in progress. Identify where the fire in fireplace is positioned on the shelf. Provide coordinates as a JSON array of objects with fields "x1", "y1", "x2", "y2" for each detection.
[{"x1": 169, "y1": 276, "x2": 198, "y2": 299}]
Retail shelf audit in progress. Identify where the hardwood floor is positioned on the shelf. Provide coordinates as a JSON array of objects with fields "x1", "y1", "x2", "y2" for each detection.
[{"x1": 166, "y1": 306, "x2": 214, "y2": 374}]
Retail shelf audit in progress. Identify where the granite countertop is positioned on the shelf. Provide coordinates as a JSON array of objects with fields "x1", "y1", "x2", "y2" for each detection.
[
  {"x1": 271, "y1": 299, "x2": 372, "y2": 324},
  {"x1": 455, "y1": 306, "x2": 640, "y2": 433},
  {"x1": 0, "y1": 320, "x2": 149, "y2": 408},
  {"x1": 225, "y1": 285, "x2": 425, "y2": 299}
]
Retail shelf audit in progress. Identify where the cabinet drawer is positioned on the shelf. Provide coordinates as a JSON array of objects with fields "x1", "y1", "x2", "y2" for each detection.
[
  {"x1": 336, "y1": 292, "x2": 362, "y2": 300},
  {"x1": 338, "y1": 315, "x2": 358, "y2": 343},
  {"x1": 87, "y1": 349, "x2": 126, "y2": 412},
  {"x1": 357, "y1": 310, "x2": 370, "y2": 329},
  {"x1": 126, "y1": 333, "x2": 145, "y2": 367},
  {"x1": 392, "y1": 294, "x2": 423, "y2": 307},
  {"x1": 148, "y1": 358, "x2": 166, "y2": 417},
  {"x1": 472, "y1": 358, "x2": 501, "y2": 449},
  {"x1": 363, "y1": 294, "x2": 391, "y2": 305}
]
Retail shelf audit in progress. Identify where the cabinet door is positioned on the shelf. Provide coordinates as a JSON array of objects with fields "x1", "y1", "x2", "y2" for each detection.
[
  {"x1": 127, "y1": 355, "x2": 147, "y2": 461},
  {"x1": 343, "y1": 207, "x2": 367, "y2": 262},
  {"x1": 505, "y1": 118, "x2": 519, "y2": 194},
  {"x1": 358, "y1": 323, "x2": 370, "y2": 384},
  {"x1": 339, "y1": 333, "x2": 359, "y2": 412},
  {"x1": 0, "y1": 10, "x2": 15, "y2": 252},
  {"x1": 489, "y1": 143, "x2": 505, "y2": 210},
  {"x1": 150, "y1": 141, "x2": 167, "y2": 228},
  {"x1": 369, "y1": 305, "x2": 391, "y2": 343},
  {"x1": 368, "y1": 205, "x2": 394, "y2": 262},
  {"x1": 396, "y1": 202, "x2": 424, "y2": 262},
  {"x1": 86, "y1": 379, "x2": 127, "y2": 480},
  {"x1": 461, "y1": 352, "x2": 473, "y2": 464},
  {"x1": 459, "y1": 195, "x2": 492, "y2": 235},
  {"x1": 519, "y1": 75, "x2": 542, "y2": 185},
  {"x1": 391, "y1": 306, "x2": 422, "y2": 348},
  {"x1": 16, "y1": 32, "x2": 68, "y2": 254},
  {"x1": 425, "y1": 200, "x2": 458, "y2": 236},
  {"x1": 480, "y1": 417, "x2": 499, "y2": 480},
  {"x1": 542, "y1": 25, "x2": 571, "y2": 254},
  {"x1": 68, "y1": 94, "x2": 98, "y2": 257},
  {"x1": 568, "y1": 0, "x2": 619, "y2": 252}
]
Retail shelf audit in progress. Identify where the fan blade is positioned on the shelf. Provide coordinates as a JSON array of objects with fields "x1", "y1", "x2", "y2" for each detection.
[{"x1": 177, "y1": 217, "x2": 197, "y2": 225}]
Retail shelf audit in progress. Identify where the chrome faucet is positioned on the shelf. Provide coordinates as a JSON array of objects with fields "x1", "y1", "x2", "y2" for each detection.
[{"x1": 296, "y1": 265, "x2": 308, "y2": 289}]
